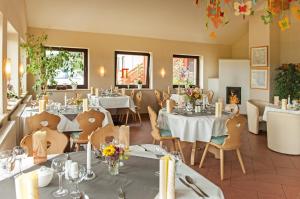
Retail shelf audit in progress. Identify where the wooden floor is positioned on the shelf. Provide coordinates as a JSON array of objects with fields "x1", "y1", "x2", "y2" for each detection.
[{"x1": 127, "y1": 115, "x2": 300, "y2": 199}]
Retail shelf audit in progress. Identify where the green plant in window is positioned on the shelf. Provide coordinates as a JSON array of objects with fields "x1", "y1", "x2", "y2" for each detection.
[
  {"x1": 21, "y1": 34, "x2": 81, "y2": 97},
  {"x1": 274, "y1": 64, "x2": 300, "y2": 100}
]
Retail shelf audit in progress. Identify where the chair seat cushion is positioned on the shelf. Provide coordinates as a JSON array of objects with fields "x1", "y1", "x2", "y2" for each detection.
[
  {"x1": 211, "y1": 135, "x2": 228, "y2": 145},
  {"x1": 159, "y1": 129, "x2": 172, "y2": 137}
]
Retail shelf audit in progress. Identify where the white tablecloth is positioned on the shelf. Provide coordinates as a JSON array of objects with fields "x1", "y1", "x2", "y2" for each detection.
[
  {"x1": 157, "y1": 109, "x2": 232, "y2": 142},
  {"x1": 20, "y1": 106, "x2": 113, "y2": 136},
  {"x1": 0, "y1": 145, "x2": 224, "y2": 199},
  {"x1": 262, "y1": 105, "x2": 300, "y2": 121},
  {"x1": 90, "y1": 95, "x2": 135, "y2": 112}
]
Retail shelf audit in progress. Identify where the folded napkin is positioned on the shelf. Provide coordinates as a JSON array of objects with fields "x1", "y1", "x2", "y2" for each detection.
[
  {"x1": 32, "y1": 130, "x2": 47, "y2": 164},
  {"x1": 15, "y1": 171, "x2": 39, "y2": 199},
  {"x1": 159, "y1": 155, "x2": 175, "y2": 199}
]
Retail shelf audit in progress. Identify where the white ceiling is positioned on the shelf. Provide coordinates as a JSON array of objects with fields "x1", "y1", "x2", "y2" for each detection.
[{"x1": 25, "y1": 0, "x2": 258, "y2": 45}]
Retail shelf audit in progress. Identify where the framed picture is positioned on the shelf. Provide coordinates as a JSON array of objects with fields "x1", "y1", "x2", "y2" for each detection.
[
  {"x1": 250, "y1": 68, "x2": 268, "y2": 89},
  {"x1": 250, "y1": 46, "x2": 268, "y2": 67}
]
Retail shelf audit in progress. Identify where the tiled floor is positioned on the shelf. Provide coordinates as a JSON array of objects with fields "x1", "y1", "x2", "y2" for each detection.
[{"x1": 127, "y1": 115, "x2": 300, "y2": 199}]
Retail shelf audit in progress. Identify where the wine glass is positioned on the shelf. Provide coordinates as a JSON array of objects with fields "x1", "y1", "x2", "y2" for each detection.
[
  {"x1": 30, "y1": 100, "x2": 37, "y2": 110},
  {"x1": 51, "y1": 157, "x2": 69, "y2": 197},
  {"x1": 13, "y1": 146, "x2": 26, "y2": 175},
  {"x1": 169, "y1": 151, "x2": 183, "y2": 177},
  {"x1": 0, "y1": 150, "x2": 15, "y2": 174},
  {"x1": 66, "y1": 163, "x2": 86, "y2": 199}
]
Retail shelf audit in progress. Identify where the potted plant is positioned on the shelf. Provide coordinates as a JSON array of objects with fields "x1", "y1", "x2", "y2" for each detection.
[
  {"x1": 21, "y1": 34, "x2": 79, "y2": 98},
  {"x1": 137, "y1": 79, "x2": 143, "y2": 89},
  {"x1": 70, "y1": 79, "x2": 78, "y2": 90}
]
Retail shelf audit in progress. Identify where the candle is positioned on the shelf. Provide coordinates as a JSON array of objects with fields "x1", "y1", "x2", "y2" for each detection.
[
  {"x1": 90, "y1": 87, "x2": 94, "y2": 95},
  {"x1": 70, "y1": 162, "x2": 79, "y2": 179},
  {"x1": 65, "y1": 160, "x2": 72, "y2": 180},
  {"x1": 215, "y1": 102, "x2": 222, "y2": 117},
  {"x1": 87, "y1": 139, "x2": 92, "y2": 172},
  {"x1": 121, "y1": 88, "x2": 126, "y2": 96},
  {"x1": 288, "y1": 95, "x2": 291, "y2": 105},
  {"x1": 82, "y1": 98, "x2": 88, "y2": 112},
  {"x1": 39, "y1": 100, "x2": 46, "y2": 113},
  {"x1": 95, "y1": 88, "x2": 99, "y2": 97},
  {"x1": 274, "y1": 96, "x2": 280, "y2": 106},
  {"x1": 64, "y1": 93, "x2": 67, "y2": 106},
  {"x1": 281, "y1": 99, "x2": 287, "y2": 110},
  {"x1": 167, "y1": 86, "x2": 170, "y2": 95}
]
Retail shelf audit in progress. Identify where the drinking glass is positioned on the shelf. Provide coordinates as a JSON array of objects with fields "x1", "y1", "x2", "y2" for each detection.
[
  {"x1": 51, "y1": 157, "x2": 69, "y2": 197},
  {"x1": 13, "y1": 146, "x2": 26, "y2": 175},
  {"x1": 30, "y1": 100, "x2": 37, "y2": 110},
  {"x1": 0, "y1": 150, "x2": 15, "y2": 174},
  {"x1": 169, "y1": 151, "x2": 183, "y2": 177},
  {"x1": 67, "y1": 164, "x2": 86, "y2": 199}
]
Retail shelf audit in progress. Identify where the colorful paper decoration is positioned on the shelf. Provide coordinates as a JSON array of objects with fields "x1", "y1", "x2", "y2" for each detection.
[
  {"x1": 206, "y1": 0, "x2": 227, "y2": 29},
  {"x1": 278, "y1": 16, "x2": 290, "y2": 31},
  {"x1": 291, "y1": 5, "x2": 300, "y2": 20},
  {"x1": 234, "y1": 1, "x2": 253, "y2": 18},
  {"x1": 261, "y1": 9, "x2": 274, "y2": 24}
]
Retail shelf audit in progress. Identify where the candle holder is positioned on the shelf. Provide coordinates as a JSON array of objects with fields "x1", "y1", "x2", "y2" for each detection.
[{"x1": 84, "y1": 169, "x2": 96, "y2": 181}]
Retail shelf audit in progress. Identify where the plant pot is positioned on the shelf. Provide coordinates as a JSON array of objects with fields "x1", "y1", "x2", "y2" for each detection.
[
  {"x1": 137, "y1": 84, "x2": 142, "y2": 90},
  {"x1": 71, "y1": 84, "x2": 77, "y2": 90}
]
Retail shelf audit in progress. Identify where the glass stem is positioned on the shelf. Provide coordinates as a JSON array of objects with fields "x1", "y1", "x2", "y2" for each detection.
[
  {"x1": 19, "y1": 159, "x2": 23, "y2": 174},
  {"x1": 75, "y1": 182, "x2": 79, "y2": 193},
  {"x1": 58, "y1": 173, "x2": 63, "y2": 191}
]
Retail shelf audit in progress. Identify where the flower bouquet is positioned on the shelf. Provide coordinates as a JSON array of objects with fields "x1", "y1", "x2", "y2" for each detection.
[
  {"x1": 185, "y1": 87, "x2": 202, "y2": 104},
  {"x1": 101, "y1": 144, "x2": 128, "y2": 175}
]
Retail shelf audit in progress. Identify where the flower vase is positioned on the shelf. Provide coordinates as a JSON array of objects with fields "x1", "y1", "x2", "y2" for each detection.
[{"x1": 108, "y1": 160, "x2": 119, "y2": 176}]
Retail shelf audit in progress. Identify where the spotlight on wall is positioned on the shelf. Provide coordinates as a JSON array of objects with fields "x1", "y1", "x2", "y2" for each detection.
[
  {"x1": 99, "y1": 66, "x2": 105, "y2": 77},
  {"x1": 5, "y1": 58, "x2": 12, "y2": 80},
  {"x1": 160, "y1": 68, "x2": 166, "y2": 78}
]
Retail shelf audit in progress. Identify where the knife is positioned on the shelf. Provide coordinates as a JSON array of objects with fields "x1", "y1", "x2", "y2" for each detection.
[{"x1": 179, "y1": 177, "x2": 204, "y2": 197}]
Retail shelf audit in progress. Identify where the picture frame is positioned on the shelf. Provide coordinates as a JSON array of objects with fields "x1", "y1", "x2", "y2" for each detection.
[
  {"x1": 250, "y1": 46, "x2": 268, "y2": 67},
  {"x1": 250, "y1": 68, "x2": 269, "y2": 90}
]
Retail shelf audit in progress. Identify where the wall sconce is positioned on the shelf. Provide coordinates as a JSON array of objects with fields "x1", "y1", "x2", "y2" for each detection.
[
  {"x1": 5, "y1": 58, "x2": 12, "y2": 80},
  {"x1": 160, "y1": 68, "x2": 166, "y2": 78},
  {"x1": 19, "y1": 63, "x2": 24, "y2": 75},
  {"x1": 99, "y1": 66, "x2": 105, "y2": 77}
]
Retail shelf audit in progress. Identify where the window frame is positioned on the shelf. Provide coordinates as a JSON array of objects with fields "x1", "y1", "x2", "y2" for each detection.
[
  {"x1": 114, "y1": 51, "x2": 151, "y2": 89},
  {"x1": 172, "y1": 54, "x2": 200, "y2": 88},
  {"x1": 45, "y1": 46, "x2": 88, "y2": 89}
]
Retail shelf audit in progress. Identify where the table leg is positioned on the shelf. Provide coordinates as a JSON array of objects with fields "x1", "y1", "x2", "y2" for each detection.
[{"x1": 190, "y1": 142, "x2": 197, "y2": 165}]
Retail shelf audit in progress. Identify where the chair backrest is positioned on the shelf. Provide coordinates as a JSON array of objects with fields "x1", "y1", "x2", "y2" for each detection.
[
  {"x1": 20, "y1": 127, "x2": 68, "y2": 156},
  {"x1": 75, "y1": 109, "x2": 105, "y2": 140},
  {"x1": 135, "y1": 91, "x2": 143, "y2": 108},
  {"x1": 162, "y1": 91, "x2": 170, "y2": 101},
  {"x1": 26, "y1": 111, "x2": 61, "y2": 133},
  {"x1": 207, "y1": 90, "x2": 214, "y2": 104},
  {"x1": 147, "y1": 106, "x2": 162, "y2": 140},
  {"x1": 154, "y1": 90, "x2": 163, "y2": 108},
  {"x1": 222, "y1": 115, "x2": 247, "y2": 150},
  {"x1": 248, "y1": 99, "x2": 269, "y2": 116},
  {"x1": 90, "y1": 124, "x2": 130, "y2": 149},
  {"x1": 225, "y1": 104, "x2": 240, "y2": 114},
  {"x1": 130, "y1": 89, "x2": 135, "y2": 99}
]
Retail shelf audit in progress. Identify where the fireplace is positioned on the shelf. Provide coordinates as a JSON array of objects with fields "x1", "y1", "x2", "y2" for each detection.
[{"x1": 226, "y1": 87, "x2": 241, "y2": 104}]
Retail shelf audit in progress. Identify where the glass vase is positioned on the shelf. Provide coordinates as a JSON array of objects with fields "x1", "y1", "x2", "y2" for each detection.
[{"x1": 108, "y1": 160, "x2": 119, "y2": 176}]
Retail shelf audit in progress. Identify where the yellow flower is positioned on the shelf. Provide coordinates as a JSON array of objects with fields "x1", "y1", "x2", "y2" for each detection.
[{"x1": 103, "y1": 145, "x2": 116, "y2": 156}]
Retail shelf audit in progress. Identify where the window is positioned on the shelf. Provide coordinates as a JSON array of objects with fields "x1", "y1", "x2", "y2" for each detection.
[
  {"x1": 115, "y1": 51, "x2": 150, "y2": 88},
  {"x1": 172, "y1": 55, "x2": 199, "y2": 88},
  {"x1": 45, "y1": 47, "x2": 88, "y2": 89}
]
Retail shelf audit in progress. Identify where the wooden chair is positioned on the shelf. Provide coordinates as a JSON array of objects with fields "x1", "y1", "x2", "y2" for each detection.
[
  {"x1": 225, "y1": 104, "x2": 240, "y2": 114},
  {"x1": 147, "y1": 106, "x2": 185, "y2": 163},
  {"x1": 72, "y1": 109, "x2": 105, "y2": 151},
  {"x1": 118, "y1": 89, "x2": 136, "y2": 124},
  {"x1": 154, "y1": 89, "x2": 163, "y2": 109},
  {"x1": 199, "y1": 114, "x2": 247, "y2": 180},
  {"x1": 130, "y1": 89, "x2": 135, "y2": 99},
  {"x1": 26, "y1": 111, "x2": 61, "y2": 133},
  {"x1": 132, "y1": 91, "x2": 143, "y2": 125},
  {"x1": 90, "y1": 124, "x2": 130, "y2": 150},
  {"x1": 206, "y1": 90, "x2": 214, "y2": 104},
  {"x1": 20, "y1": 127, "x2": 68, "y2": 156}
]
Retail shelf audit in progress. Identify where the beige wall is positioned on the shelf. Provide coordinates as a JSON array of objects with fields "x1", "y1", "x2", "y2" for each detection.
[
  {"x1": 28, "y1": 27, "x2": 232, "y2": 112},
  {"x1": 232, "y1": 32, "x2": 249, "y2": 59}
]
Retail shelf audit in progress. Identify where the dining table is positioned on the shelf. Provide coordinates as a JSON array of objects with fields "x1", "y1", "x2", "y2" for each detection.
[
  {"x1": 20, "y1": 105, "x2": 114, "y2": 136},
  {"x1": 89, "y1": 94, "x2": 136, "y2": 112},
  {"x1": 262, "y1": 105, "x2": 300, "y2": 121},
  {"x1": 157, "y1": 108, "x2": 233, "y2": 165},
  {"x1": 0, "y1": 144, "x2": 224, "y2": 199}
]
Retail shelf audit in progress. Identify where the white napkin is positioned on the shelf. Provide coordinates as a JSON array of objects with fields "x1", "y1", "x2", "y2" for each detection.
[
  {"x1": 15, "y1": 171, "x2": 39, "y2": 199},
  {"x1": 159, "y1": 156, "x2": 175, "y2": 199}
]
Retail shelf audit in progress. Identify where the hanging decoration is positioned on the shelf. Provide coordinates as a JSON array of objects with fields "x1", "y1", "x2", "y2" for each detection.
[
  {"x1": 291, "y1": 5, "x2": 300, "y2": 19},
  {"x1": 278, "y1": 16, "x2": 291, "y2": 31},
  {"x1": 234, "y1": 1, "x2": 254, "y2": 19}
]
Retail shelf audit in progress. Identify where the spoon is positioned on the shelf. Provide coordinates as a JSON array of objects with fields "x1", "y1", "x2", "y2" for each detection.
[{"x1": 185, "y1": 176, "x2": 208, "y2": 197}]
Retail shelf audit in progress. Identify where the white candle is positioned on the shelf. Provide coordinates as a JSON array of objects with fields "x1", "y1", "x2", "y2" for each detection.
[
  {"x1": 87, "y1": 140, "x2": 91, "y2": 172},
  {"x1": 288, "y1": 95, "x2": 291, "y2": 105},
  {"x1": 70, "y1": 162, "x2": 79, "y2": 179},
  {"x1": 82, "y1": 98, "x2": 88, "y2": 112},
  {"x1": 65, "y1": 160, "x2": 72, "y2": 180},
  {"x1": 215, "y1": 102, "x2": 222, "y2": 117},
  {"x1": 281, "y1": 99, "x2": 287, "y2": 110},
  {"x1": 95, "y1": 88, "x2": 99, "y2": 97},
  {"x1": 39, "y1": 100, "x2": 46, "y2": 113}
]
